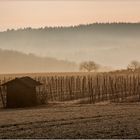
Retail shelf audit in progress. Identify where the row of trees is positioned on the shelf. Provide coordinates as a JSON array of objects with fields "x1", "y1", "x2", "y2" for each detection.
[{"x1": 79, "y1": 60, "x2": 140, "y2": 72}]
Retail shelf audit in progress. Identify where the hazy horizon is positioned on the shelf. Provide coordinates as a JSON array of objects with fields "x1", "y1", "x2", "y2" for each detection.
[
  {"x1": 0, "y1": 0, "x2": 140, "y2": 73},
  {"x1": 1, "y1": 22, "x2": 140, "y2": 32},
  {"x1": 0, "y1": 23, "x2": 140, "y2": 72},
  {"x1": 0, "y1": 0, "x2": 140, "y2": 31}
]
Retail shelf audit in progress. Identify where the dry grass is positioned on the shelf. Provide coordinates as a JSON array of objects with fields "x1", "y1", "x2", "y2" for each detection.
[{"x1": 0, "y1": 103, "x2": 140, "y2": 138}]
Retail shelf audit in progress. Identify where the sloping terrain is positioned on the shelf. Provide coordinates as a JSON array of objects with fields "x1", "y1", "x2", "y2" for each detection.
[
  {"x1": 0, "y1": 23, "x2": 140, "y2": 69},
  {"x1": 0, "y1": 49, "x2": 77, "y2": 73}
]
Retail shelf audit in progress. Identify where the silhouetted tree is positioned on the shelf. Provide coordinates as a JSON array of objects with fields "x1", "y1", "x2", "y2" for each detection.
[
  {"x1": 79, "y1": 61, "x2": 99, "y2": 72},
  {"x1": 127, "y1": 60, "x2": 140, "y2": 71}
]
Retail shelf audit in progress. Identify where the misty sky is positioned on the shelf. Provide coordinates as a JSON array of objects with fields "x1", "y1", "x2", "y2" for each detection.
[{"x1": 0, "y1": 0, "x2": 140, "y2": 31}]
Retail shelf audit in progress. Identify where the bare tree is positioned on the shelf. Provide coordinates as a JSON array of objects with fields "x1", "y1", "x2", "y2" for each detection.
[
  {"x1": 79, "y1": 61, "x2": 99, "y2": 72},
  {"x1": 127, "y1": 60, "x2": 140, "y2": 71}
]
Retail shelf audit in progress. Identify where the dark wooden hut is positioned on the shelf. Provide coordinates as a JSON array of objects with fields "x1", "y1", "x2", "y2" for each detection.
[{"x1": 2, "y1": 76, "x2": 42, "y2": 108}]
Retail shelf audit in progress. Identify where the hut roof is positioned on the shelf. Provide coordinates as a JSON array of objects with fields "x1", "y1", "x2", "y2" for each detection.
[{"x1": 1, "y1": 76, "x2": 42, "y2": 88}]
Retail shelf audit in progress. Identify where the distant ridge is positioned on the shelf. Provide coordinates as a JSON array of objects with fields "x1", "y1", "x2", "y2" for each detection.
[
  {"x1": 0, "y1": 23, "x2": 140, "y2": 69},
  {"x1": 0, "y1": 49, "x2": 78, "y2": 74},
  {"x1": 1, "y1": 22, "x2": 140, "y2": 32}
]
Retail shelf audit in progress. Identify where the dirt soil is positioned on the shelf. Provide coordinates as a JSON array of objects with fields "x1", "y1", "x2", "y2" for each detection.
[{"x1": 0, "y1": 102, "x2": 140, "y2": 139}]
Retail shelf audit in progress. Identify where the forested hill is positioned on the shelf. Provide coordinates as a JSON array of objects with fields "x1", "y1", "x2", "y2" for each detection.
[
  {"x1": 0, "y1": 23, "x2": 140, "y2": 52},
  {"x1": 0, "y1": 23, "x2": 140, "y2": 69}
]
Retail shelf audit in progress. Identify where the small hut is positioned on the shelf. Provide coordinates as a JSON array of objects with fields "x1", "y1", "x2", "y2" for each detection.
[{"x1": 1, "y1": 76, "x2": 42, "y2": 108}]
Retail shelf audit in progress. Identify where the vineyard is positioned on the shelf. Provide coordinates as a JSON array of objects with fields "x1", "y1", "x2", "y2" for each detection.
[{"x1": 0, "y1": 72, "x2": 140, "y2": 108}]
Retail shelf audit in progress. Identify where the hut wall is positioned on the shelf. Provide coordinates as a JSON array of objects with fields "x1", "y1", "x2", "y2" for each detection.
[{"x1": 6, "y1": 83, "x2": 37, "y2": 108}]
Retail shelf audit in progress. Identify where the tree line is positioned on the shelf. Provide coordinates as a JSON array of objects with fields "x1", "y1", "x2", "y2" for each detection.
[{"x1": 79, "y1": 60, "x2": 140, "y2": 72}]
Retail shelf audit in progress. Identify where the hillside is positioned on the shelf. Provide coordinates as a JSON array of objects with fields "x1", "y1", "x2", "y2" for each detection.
[
  {"x1": 0, "y1": 49, "x2": 77, "y2": 73},
  {"x1": 0, "y1": 23, "x2": 140, "y2": 68}
]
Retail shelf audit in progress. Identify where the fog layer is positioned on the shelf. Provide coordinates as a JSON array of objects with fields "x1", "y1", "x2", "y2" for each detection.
[{"x1": 0, "y1": 23, "x2": 140, "y2": 71}]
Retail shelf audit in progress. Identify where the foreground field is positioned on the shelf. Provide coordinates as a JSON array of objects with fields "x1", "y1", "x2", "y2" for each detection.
[{"x1": 0, "y1": 102, "x2": 140, "y2": 139}]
